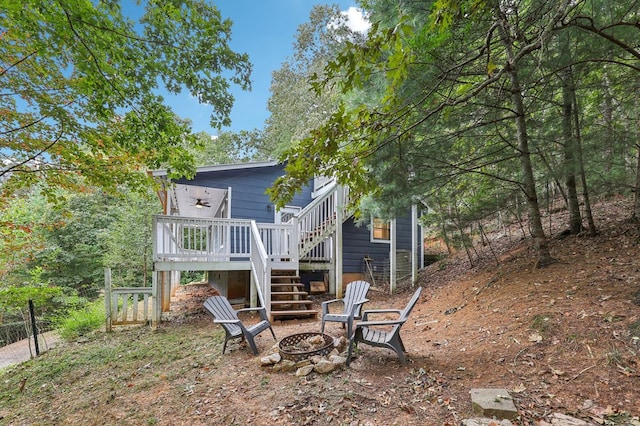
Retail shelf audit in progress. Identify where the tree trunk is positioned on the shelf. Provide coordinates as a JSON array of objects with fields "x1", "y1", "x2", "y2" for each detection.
[
  {"x1": 633, "y1": 82, "x2": 640, "y2": 221},
  {"x1": 632, "y1": 144, "x2": 640, "y2": 221},
  {"x1": 496, "y1": 11, "x2": 555, "y2": 268},
  {"x1": 561, "y1": 67, "x2": 582, "y2": 234},
  {"x1": 572, "y1": 87, "x2": 597, "y2": 235}
]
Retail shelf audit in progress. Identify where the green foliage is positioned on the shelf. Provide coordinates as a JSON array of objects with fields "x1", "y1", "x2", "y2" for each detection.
[
  {"x1": 270, "y1": 0, "x2": 640, "y2": 253},
  {"x1": 0, "y1": 0, "x2": 251, "y2": 199},
  {"x1": 1, "y1": 184, "x2": 158, "y2": 296},
  {"x1": 54, "y1": 298, "x2": 105, "y2": 341},
  {"x1": 33, "y1": 191, "x2": 116, "y2": 292},
  {"x1": 102, "y1": 189, "x2": 160, "y2": 287},
  {"x1": 0, "y1": 286, "x2": 62, "y2": 311},
  {"x1": 191, "y1": 130, "x2": 271, "y2": 166},
  {"x1": 264, "y1": 4, "x2": 367, "y2": 157}
]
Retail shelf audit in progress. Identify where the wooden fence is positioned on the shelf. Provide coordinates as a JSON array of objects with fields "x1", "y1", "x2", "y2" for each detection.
[{"x1": 104, "y1": 268, "x2": 155, "y2": 331}]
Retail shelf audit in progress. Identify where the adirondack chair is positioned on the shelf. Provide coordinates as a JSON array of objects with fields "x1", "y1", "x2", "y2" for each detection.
[
  {"x1": 321, "y1": 280, "x2": 371, "y2": 338},
  {"x1": 204, "y1": 296, "x2": 277, "y2": 355},
  {"x1": 346, "y1": 286, "x2": 423, "y2": 366}
]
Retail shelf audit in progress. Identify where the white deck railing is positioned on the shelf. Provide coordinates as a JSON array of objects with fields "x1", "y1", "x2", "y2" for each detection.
[
  {"x1": 153, "y1": 216, "x2": 253, "y2": 261},
  {"x1": 104, "y1": 268, "x2": 155, "y2": 331},
  {"x1": 153, "y1": 186, "x2": 350, "y2": 264},
  {"x1": 295, "y1": 182, "x2": 350, "y2": 258},
  {"x1": 249, "y1": 221, "x2": 270, "y2": 318}
]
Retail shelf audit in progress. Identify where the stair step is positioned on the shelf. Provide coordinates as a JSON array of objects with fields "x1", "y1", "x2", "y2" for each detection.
[
  {"x1": 271, "y1": 291, "x2": 309, "y2": 296},
  {"x1": 271, "y1": 300, "x2": 314, "y2": 306},
  {"x1": 270, "y1": 283, "x2": 305, "y2": 289},
  {"x1": 271, "y1": 309, "x2": 319, "y2": 319},
  {"x1": 271, "y1": 275, "x2": 301, "y2": 282}
]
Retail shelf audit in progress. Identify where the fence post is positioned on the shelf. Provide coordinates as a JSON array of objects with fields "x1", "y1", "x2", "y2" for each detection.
[
  {"x1": 28, "y1": 299, "x2": 40, "y2": 356},
  {"x1": 105, "y1": 268, "x2": 112, "y2": 332}
]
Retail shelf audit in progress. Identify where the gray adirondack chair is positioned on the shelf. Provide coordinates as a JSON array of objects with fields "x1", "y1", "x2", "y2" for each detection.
[
  {"x1": 204, "y1": 296, "x2": 277, "y2": 355},
  {"x1": 346, "y1": 286, "x2": 422, "y2": 366},
  {"x1": 321, "y1": 280, "x2": 371, "y2": 338}
]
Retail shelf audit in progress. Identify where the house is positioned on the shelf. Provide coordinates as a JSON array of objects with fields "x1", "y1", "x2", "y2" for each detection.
[{"x1": 149, "y1": 160, "x2": 424, "y2": 323}]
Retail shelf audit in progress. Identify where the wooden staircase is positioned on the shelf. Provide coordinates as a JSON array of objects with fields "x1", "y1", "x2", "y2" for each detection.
[{"x1": 269, "y1": 272, "x2": 318, "y2": 321}]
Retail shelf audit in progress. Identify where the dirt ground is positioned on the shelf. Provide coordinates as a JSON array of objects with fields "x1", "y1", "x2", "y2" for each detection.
[
  {"x1": 158, "y1": 196, "x2": 640, "y2": 425},
  {"x1": 2, "y1": 197, "x2": 639, "y2": 425}
]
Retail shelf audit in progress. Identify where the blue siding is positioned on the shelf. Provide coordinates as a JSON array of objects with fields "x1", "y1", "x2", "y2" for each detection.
[
  {"x1": 173, "y1": 163, "x2": 417, "y2": 274},
  {"x1": 342, "y1": 210, "x2": 415, "y2": 273},
  {"x1": 175, "y1": 163, "x2": 313, "y2": 223}
]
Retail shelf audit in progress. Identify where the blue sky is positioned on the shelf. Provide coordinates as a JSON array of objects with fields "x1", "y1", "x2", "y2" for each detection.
[{"x1": 164, "y1": 1, "x2": 366, "y2": 135}]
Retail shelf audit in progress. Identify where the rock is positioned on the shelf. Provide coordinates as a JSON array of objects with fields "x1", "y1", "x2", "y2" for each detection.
[
  {"x1": 259, "y1": 352, "x2": 281, "y2": 366},
  {"x1": 329, "y1": 354, "x2": 347, "y2": 366},
  {"x1": 313, "y1": 359, "x2": 335, "y2": 374},
  {"x1": 461, "y1": 419, "x2": 514, "y2": 426},
  {"x1": 272, "y1": 360, "x2": 297, "y2": 372},
  {"x1": 295, "y1": 359, "x2": 312, "y2": 368},
  {"x1": 295, "y1": 365, "x2": 314, "y2": 377},
  {"x1": 309, "y1": 355, "x2": 324, "y2": 364},
  {"x1": 333, "y1": 336, "x2": 348, "y2": 351},
  {"x1": 548, "y1": 413, "x2": 592, "y2": 425},
  {"x1": 307, "y1": 335, "x2": 325, "y2": 345},
  {"x1": 470, "y1": 388, "x2": 518, "y2": 420}
]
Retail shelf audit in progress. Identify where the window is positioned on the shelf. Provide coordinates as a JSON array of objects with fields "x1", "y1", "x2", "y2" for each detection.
[{"x1": 371, "y1": 218, "x2": 390, "y2": 242}]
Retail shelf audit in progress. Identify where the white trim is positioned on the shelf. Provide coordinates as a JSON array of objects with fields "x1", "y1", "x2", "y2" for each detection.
[
  {"x1": 275, "y1": 205, "x2": 301, "y2": 224},
  {"x1": 390, "y1": 219, "x2": 397, "y2": 293},
  {"x1": 370, "y1": 217, "x2": 391, "y2": 244},
  {"x1": 151, "y1": 160, "x2": 279, "y2": 177}
]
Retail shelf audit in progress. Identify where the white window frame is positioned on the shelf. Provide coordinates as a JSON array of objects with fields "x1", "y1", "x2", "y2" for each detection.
[
  {"x1": 275, "y1": 205, "x2": 301, "y2": 224},
  {"x1": 370, "y1": 217, "x2": 391, "y2": 244}
]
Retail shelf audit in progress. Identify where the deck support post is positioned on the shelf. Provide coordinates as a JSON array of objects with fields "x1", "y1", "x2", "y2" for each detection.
[
  {"x1": 390, "y1": 219, "x2": 397, "y2": 293},
  {"x1": 411, "y1": 204, "x2": 419, "y2": 286},
  {"x1": 335, "y1": 186, "x2": 344, "y2": 297}
]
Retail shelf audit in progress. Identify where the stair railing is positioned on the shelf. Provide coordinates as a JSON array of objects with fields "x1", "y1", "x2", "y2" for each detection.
[
  {"x1": 249, "y1": 220, "x2": 270, "y2": 317},
  {"x1": 293, "y1": 182, "x2": 351, "y2": 258}
]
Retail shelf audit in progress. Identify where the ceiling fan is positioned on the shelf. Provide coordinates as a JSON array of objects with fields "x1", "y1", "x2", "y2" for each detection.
[{"x1": 194, "y1": 198, "x2": 211, "y2": 208}]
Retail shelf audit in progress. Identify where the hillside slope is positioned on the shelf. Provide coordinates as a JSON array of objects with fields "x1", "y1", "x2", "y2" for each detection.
[{"x1": 1, "y1": 197, "x2": 639, "y2": 425}]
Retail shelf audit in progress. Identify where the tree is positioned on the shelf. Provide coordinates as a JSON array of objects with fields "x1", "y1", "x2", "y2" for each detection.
[
  {"x1": 264, "y1": 4, "x2": 368, "y2": 156},
  {"x1": 33, "y1": 191, "x2": 117, "y2": 295},
  {"x1": 0, "y1": 189, "x2": 49, "y2": 283},
  {"x1": 102, "y1": 189, "x2": 160, "y2": 287},
  {"x1": 269, "y1": 0, "x2": 640, "y2": 268},
  {"x1": 191, "y1": 130, "x2": 270, "y2": 166},
  {"x1": 0, "y1": 0, "x2": 251, "y2": 201}
]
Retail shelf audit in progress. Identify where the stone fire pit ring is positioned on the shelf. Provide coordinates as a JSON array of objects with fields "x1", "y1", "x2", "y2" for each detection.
[{"x1": 278, "y1": 332, "x2": 334, "y2": 362}]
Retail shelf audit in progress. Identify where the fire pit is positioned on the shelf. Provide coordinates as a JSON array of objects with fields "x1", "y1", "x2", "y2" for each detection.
[{"x1": 278, "y1": 332, "x2": 334, "y2": 362}]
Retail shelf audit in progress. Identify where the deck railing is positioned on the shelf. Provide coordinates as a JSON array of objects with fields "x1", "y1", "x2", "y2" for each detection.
[
  {"x1": 249, "y1": 221, "x2": 270, "y2": 317},
  {"x1": 153, "y1": 216, "x2": 253, "y2": 261},
  {"x1": 295, "y1": 182, "x2": 350, "y2": 258},
  {"x1": 104, "y1": 268, "x2": 154, "y2": 331},
  {"x1": 257, "y1": 223, "x2": 298, "y2": 266},
  {"x1": 153, "y1": 216, "x2": 304, "y2": 265}
]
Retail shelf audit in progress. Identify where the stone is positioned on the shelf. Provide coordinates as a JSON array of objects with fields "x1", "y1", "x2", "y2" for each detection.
[
  {"x1": 295, "y1": 365, "x2": 314, "y2": 377},
  {"x1": 295, "y1": 359, "x2": 311, "y2": 368},
  {"x1": 313, "y1": 359, "x2": 335, "y2": 374},
  {"x1": 461, "y1": 419, "x2": 514, "y2": 426},
  {"x1": 333, "y1": 336, "x2": 348, "y2": 352},
  {"x1": 260, "y1": 352, "x2": 281, "y2": 366},
  {"x1": 329, "y1": 354, "x2": 347, "y2": 366},
  {"x1": 548, "y1": 413, "x2": 591, "y2": 425},
  {"x1": 470, "y1": 388, "x2": 518, "y2": 420},
  {"x1": 309, "y1": 355, "x2": 324, "y2": 364},
  {"x1": 272, "y1": 359, "x2": 297, "y2": 372}
]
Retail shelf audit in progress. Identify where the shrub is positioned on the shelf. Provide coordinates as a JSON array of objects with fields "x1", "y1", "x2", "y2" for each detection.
[{"x1": 55, "y1": 298, "x2": 105, "y2": 340}]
